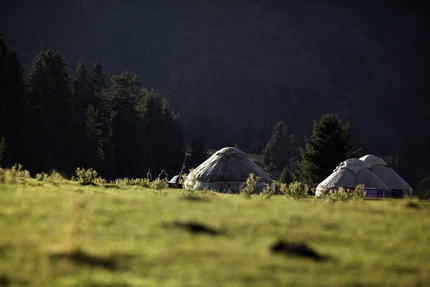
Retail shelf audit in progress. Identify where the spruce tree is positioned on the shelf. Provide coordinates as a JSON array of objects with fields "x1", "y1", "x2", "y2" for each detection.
[
  {"x1": 110, "y1": 71, "x2": 142, "y2": 177},
  {"x1": 73, "y1": 59, "x2": 93, "y2": 113},
  {"x1": 280, "y1": 165, "x2": 295, "y2": 184},
  {"x1": 26, "y1": 50, "x2": 77, "y2": 175},
  {"x1": 187, "y1": 135, "x2": 208, "y2": 170},
  {"x1": 0, "y1": 34, "x2": 26, "y2": 167},
  {"x1": 91, "y1": 61, "x2": 116, "y2": 179},
  {"x1": 73, "y1": 59, "x2": 100, "y2": 169},
  {"x1": 160, "y1": 98, "x2": 185, "y2": 174},
  {"x1": 262, "y1": 121, "x2": 294, "y2": 171},
  {"x1": 139, "y1": 88, "x2": 185, "y2": 176},
  {"x1": 298, "y1": 113, "x2": 361, "y2": 187}
]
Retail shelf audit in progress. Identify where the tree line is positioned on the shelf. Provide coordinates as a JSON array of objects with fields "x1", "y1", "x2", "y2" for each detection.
[
  {"x1": 0, "y1": 31, "x2": 361, "y2": 189},
  {"x1": 1, "y1": 32, "x2": 429, "y2": 197},
  {"x1": 0, "y1": 34, "x2": 184, "y2": 180}
]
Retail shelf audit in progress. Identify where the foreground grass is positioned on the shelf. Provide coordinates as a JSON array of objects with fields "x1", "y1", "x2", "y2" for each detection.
[{"x1": 0, "y1": 178, "x2": 429, "y2": 286}]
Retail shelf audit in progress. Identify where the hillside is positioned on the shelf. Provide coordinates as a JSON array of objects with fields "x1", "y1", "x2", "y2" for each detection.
[{"x1": 2, "y1": 0, "x2": 429, "y2": 156}]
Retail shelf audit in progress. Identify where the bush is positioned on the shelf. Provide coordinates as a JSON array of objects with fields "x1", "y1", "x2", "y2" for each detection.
[
  {"x1": 150, "y1": 179, "x2": 168, "y2": 190},
  {"x1": 0, "y1": 164, "x2": 30, "y2": 184},
  {"x1": 111, "y1": 177, "x2": 168, "y2": 190},
  {"x1": 183, "y1": 171, "x2": 196, "y2": 192},
  {"x1": 74, "y1": 167, "x2": 98, "y2": 185},
  {"x1": 10, "y1": 164, "x2": 30, "y2": 178},
  {"x1": 260, "y1": 184, "x2": 274, "y2": 199},
  {"x1": 36, "y1": 172, "x2": 49, "y2": 181},
  {"x1": 113, "y1": 178, "x2": 149, "y2": 187},
  {"x1": 323, "y1": 185, "x2": 364, "y2": 202},
  {"x1": 240, "y1": 173, "x2": 260, "y2": 198},
  {"x1": 278, "y1": 181, "x2": 309, "y2": 199},
  {"x1": 36, "y1": 170, "x2": 65, "y2": 182}
]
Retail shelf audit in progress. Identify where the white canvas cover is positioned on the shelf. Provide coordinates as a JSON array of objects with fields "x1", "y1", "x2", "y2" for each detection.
[
  {"x1": 184, "y1": 147, "x2": 274, "y2": 193},
  {"x1": 316, "y1": 158, "x2": 388, "y2": 196},
  {"x1": 359, "y1": 154, "x2": 413, "y2": 194}
]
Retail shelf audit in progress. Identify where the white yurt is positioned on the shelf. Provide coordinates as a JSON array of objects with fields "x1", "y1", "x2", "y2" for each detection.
[
  {"x1": 316, "y1": 158, "x2": 388, "y2": 196},
  {"x1": 184, "y1": 147, "x2": 274, "y2": 193},
  {"x1": 360, "y1": 154, "x2": 413, "y2": 196}
]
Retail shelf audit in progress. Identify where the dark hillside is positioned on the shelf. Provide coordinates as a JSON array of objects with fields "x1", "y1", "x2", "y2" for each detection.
[{"x1": 1, "y1": 0, "x2": 429, "y2": 158}]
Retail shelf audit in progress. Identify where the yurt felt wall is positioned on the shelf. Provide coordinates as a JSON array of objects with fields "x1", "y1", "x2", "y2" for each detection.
[
  {"x1": 184, "y1": 147, "x2": 273, "y2": 193},
  {"x1": 316, "y1": 158, "x2": 388, "y2": 196},
  {"x1": 360, "y1": 154, "x2": 413, "y2": 194}
]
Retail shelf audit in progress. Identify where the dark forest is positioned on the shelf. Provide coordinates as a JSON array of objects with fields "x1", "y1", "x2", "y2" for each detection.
[{"x1": 1, "y1": 0, "x2": 430, "y2": 190}]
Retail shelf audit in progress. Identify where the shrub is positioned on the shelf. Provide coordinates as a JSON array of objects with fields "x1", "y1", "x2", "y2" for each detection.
[
  {"x1": 36, "y1": 172, "x2": 49, "y2": 181},
  {"x1": 49, "y1": 170, "x2": 64, "y2": 182},
  {"x1": 36, "y1": 170, "x2": 65, "y2": 182},
  {"x1": 10, "y1": 164, "x2": 30, "y2": 178},
  {"x1": 260, "y1": 184, "x2": 274, "y2": 199},
  {"x1": 112, "y1": 177, "x2": 150, "y2": 188},
  {"x1": 0, "y1": 164, "x2": 30, "y2": 184},
  {"x1": 240, "y1": 173, "x2": 260, "y2": 198},
  {"x1": 183, "y1": 171, "x2": 197, "y2": 192},
  {"x1": 324, "y1": 185, "x2": 364, "y2": 202},
  {"x1": 279, "y1": 181, "x2": 309, "y2": 199},
  {"x1": 74, "y1": 167, "x2": 98, "y2": 185},
  {"x1": 150, "y1": 179, "x2": 168, "y2": 190}
]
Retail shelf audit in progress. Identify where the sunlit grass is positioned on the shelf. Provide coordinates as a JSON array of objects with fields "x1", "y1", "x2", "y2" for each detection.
[{"x1": 0, "y1": 176, "x2": 429, "y2": 286}]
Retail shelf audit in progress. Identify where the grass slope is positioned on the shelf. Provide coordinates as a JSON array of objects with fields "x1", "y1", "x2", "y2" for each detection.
[{"x1": 0, "y1": 177, "x2": 429, "y2": 286}]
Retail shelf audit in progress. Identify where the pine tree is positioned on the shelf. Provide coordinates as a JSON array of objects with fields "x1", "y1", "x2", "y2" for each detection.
[
  {"x1": 262, "y1": 121, "x2": 294, "y2": 171},
  {"x1": 160, "y1": 98, "x2": 185, "y2": 174},
  {"x1": 73, "y1": 59, "x2": 99, "y2": 169},
  {"x1": 91, "y1": 61, "x2": 116, "y2": 179},
  {"x1": 110, "y1": 71, "x2": 142, "y2": 177},
  {"x1": 26, "y1": 50, "x2": 77, "y2": 175},
  {"x1": 187, "y1": 135, "x2": 208, "y2": 170},
  {"x1": 298, "y1": 113, "x2": 361, "y2": 187},
  {"x1": 0, "y1": 34, "x2": 26, "y2": 167},
  {"x1": 73, "y1": 59, "x2": 93, "y2": 113},
  {"x1": 280, "y1": 165, "x2": 295, "y2": 184},
  {"x1": 138, "y1": 88, "x2": 185, "y2": 177}
]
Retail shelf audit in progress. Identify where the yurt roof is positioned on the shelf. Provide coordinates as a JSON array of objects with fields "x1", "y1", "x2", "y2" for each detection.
[
  {"x1": 317, "y1": 158, "x2": 388, "y2": 193},
  {"x1": 360, "y1": 154, "x2": 412, "y2": 192},
  {"x1": 190, "y1": 147, "x2": 272, "y2": 184},
  {"x1": 359, "y1": 154, "x2": 389, "y2": 167}
]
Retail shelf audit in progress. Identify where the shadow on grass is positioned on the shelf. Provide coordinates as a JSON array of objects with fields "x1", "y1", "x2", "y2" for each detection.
[
  {"x1": 0, "y1": 274, "x2": 10, "y2": 286},
  {"x1": 180, "y1": 194, "x2": 210, "y2": 202},
  {"x1": 270, "y1": 240, "x2": 328, "y2": 261},
  {"x1": 50, "y1": 248, "x2": 117, "y2": 270},
  {"x1": 164, "y1": 221, "x2": 221, "y2": 236}
]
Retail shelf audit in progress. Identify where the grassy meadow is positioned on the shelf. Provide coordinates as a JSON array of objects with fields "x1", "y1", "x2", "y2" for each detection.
[{"x1": 0, "y1": 170, "x2": 429, "y2": 287}]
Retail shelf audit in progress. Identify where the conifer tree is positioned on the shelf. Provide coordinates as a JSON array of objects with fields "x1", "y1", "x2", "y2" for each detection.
[
  {"x1": 73, "y1": 59, "x2": 99, "y2": 169},
  {"x1": 262, "y1": 121, "x2": 294, "y2": 171},
  {"x1": 280, "y1": 165, "x2": 295, "y2": 184},
  {"x1": 187, "y1": 135, "x2": 208, "y2": 170},
  {"x1": 91, "y1": 61, "x2": 116, "y2": 179},
  {"x1": 73, "y1": 59, "x2": 93, "y2": 113},
  {"x1": 0, "y1": 34, "x2": 26, "y2": 166},
  {"x1": 139, "y1": 88, "x2": 184, "y2": 176},
  {"x1": 160, "y1": 98, "x2": 185, "y2": 173},
  {"x1": 298, "y1": 113, "x2": 361, "y2": 187},
  {"x1": 110, "y1": 71, "x2": 142, "y2": 177},
  {"x1": 73, "y1": 59, "x2": 115, "y2": 175},
  {"x1": 26, "y1": 50, "x2": 77, "y2": 175}
]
